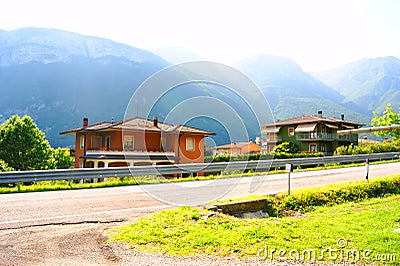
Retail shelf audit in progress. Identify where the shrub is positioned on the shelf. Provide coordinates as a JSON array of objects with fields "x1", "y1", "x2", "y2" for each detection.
[
  {"x1": 278, "y1": 175, "x2": 400, "y2": 212},
  {"x1": 273, "y1": 142, "x2": 298, "y2": 154},
  {"x1": 274, "y1": 151, "x2": 324, "y2": 159},
  {"x1": 334, "y1": 140, "x2": 400, "y2": 155},
  {"x1": 205, "y1": 153, "x2": 274, "y2": 163},
  {"x1": 0, "y1": 159, "x2": 13, "y2": 172}
]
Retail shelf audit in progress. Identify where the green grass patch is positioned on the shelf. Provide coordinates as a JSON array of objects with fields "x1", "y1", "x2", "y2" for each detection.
[
  {"x1": 110, "y1": 175, "x2": 400, "y2": 264},
  {"x1": 212, "y1": 174, "x2": 400, "y2": 213}
]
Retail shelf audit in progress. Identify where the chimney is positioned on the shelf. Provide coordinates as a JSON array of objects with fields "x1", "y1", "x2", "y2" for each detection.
[
  {"x1": 83, "y1": 117, "x2": 88, "y2": 127},
  {"x1": 153, "y1": 116, "x2": 158, "y2": 127},
  {"x1": 341, "y1": 114, "x2": 345, "y2": 120},
  {"x1": 317, "y1": 111, "x2": 323, "y2": 118}
]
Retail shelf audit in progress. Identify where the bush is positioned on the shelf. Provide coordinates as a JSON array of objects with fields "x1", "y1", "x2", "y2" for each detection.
[
  {"x1": 273, "y1": 142, "x2": 298, "y2": 154},
  {"x1": 334, "y1": 140, "x2": 400, "y2": 155},
  {"x1": 0, "y1": 159, "x2": 13, "y2": 172},
  {"x1": 205, "y1": 153, "x2": 273, "y2": 163},
  {"x1": 273, "y1": 151, "x2": 324, "y2": 159},
  {"x1": 278, "y1": 175, "x2": 400, "y2": 212},
  {"x1": 50, "y1": 148, "x2": 74, "y2": 169}
]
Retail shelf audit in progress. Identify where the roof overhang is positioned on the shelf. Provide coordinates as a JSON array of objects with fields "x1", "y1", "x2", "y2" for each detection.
[
  {"x1": 295, "y1": 123, "x2": 317, "y2": 132},
  {"x1": 325, "y1": 123, "x2": 339, "y2": 129},
  {"x1": 262, "y1": 126, "x2": 281, "y2": 133}
]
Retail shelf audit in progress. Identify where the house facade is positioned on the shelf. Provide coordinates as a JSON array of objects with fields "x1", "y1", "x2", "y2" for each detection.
[
  {"x1": 61, "y1": 116, "x2": 215, "y2": 168},
  {"x1": 213, "y1": 140, "x2": 261, "y2": 156},
  {"x1": 261, "y1": 111, "x2": 363, "y2": 155}
]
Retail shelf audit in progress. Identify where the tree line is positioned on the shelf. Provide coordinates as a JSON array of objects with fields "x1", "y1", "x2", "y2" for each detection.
[{"x1": 0, "y1": 115, "x2": 73, "y2": 171}]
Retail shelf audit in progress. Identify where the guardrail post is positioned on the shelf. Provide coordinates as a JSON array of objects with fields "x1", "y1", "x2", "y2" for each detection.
[
  {"x1": 286, "y1": 163, "x2": 293, "y2": 195},
  {"x1": 365, "y1": 158, "x2": 369, "y2": 182}
]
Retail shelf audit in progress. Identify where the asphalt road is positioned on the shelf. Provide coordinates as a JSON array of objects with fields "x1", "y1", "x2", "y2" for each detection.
[{"x1": 1, "y1": 162, "x2": 400, "y2": 230}]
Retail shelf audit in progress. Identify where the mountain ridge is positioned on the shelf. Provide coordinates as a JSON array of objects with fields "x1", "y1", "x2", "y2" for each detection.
[
  {"x1": 0, "y1": 28, "x2": 168, "y2": 147},
  {"x1": 312, "y1": 56, "x2": 400, "y2": 114},
  {"x1": 235, "y1": 54, "x2": 368, "y2": 123},
  {"x1": 0, "y1": 27, "x2": 166, "y2": 66},
  {"x1": 0, "y1": 27, "x2": 395, "y2": 147}
]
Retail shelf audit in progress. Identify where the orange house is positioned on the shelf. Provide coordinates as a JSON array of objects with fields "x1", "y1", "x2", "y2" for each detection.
[
  {"x1": 61, "y1": 117, "x2": 215, "y2": 168},
  {"x1": 213, "y1": 140, "x2": 261, "y2": 156}
]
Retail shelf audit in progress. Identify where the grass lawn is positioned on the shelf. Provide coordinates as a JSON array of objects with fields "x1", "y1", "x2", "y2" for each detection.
[{"x1": 110, "y1": 180, "x2": 400, "y2": 264}]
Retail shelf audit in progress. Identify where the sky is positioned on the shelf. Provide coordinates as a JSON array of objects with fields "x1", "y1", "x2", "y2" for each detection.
[{"x1": 1, "y1": 0, "x2": 399, "y2": 71}]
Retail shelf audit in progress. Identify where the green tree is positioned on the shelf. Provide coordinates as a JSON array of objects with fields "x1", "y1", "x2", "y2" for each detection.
[
  {"x1": 371, "y1": 104, "x2": 400, "y2": 139},
  {"x1": 50, "y1": 148, "x2": 74, "y2": 169},
  {"x1": 0, "y1": 115, "x2": 53, "y2": 170},
  {"x1": 273, "y1": 142, "x2": 298, "y2": 154},
  {"x1": 0, "y1": 159, "x2": 13, "y2": 172}
]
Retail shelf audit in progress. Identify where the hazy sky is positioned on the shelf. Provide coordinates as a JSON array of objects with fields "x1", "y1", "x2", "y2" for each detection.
[{"x1": 1, "y1": 0, "x2": 399, "y2": 71}]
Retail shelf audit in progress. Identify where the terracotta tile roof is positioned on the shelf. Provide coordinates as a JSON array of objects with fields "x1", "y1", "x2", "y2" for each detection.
[
  {"x1": 60, "y1": 117, "x2": 215, "y2": 136},
  {"x1": 215, "y1": 142, "x2": 260, "y2": 149},
  {"x1": 262, "y1": 114, "x2": 364, "y2": 128}
]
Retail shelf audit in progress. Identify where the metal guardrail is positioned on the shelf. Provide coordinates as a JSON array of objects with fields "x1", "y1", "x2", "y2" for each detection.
[{"x1": 0, "y1": 152, "x2": 399, "y2": 184}]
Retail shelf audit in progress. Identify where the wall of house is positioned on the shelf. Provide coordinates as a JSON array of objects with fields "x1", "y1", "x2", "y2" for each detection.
[
  {"x1": 82, "y1": 131, "x2": 123, "y2": 150},
  {"x1": 74, "y1": 131, "x2": 121, "y2": 168},
  {"x1": 178, "y1": 134, "x2": 205, "y2": 164},
  {"x1": 74, "y1": 133, "x2": 84, "y2": 168},
  {"x1": 229, "y1": 147, "x2": 242, "y2": 155},
  {"x1": 144, "y1": 132, "x2": 162, "y2": 151},
  {"x1": 73, "y1": 129, "x2": 207, "y2": 168},
  {"x1": 165, "y1": 133, "x2": 179, "y2": 159},
  {"x1": 279, "y1": 125, "x2": 305, "y2": 150},
  {"x1": 278, "y1": 123, "x2": 358, "y2": 154}
]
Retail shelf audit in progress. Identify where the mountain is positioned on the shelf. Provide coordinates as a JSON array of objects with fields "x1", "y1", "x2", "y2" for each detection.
[
  {"x1": 0, "y1": 28, "x2": 263, "y2": 147},
  {"x1": 236, "y1": 55, "x2": 370, "y2": 123},
  {"x1": 0, "y1": 28, "x2": 168, "y2": 147},
  {"x1": 0, "y1": 27, "x2": 165, "y2": 66},
  {"x1": 150, "y1": 46, "x2": 203, "y2": 64},
  {"x1": 0, "y1": 28, "x2": 374, "y2": 148},
  {"x1": 312, "y1": 56, "x2": 400, "y2": 114}
]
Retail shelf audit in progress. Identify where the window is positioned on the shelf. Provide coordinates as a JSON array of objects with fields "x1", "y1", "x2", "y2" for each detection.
[
  {"x1": 269, "y1": 145, "x2": 275, "y2": 153},
  {"x1": 80, "y1": 135, "x2": 85, "y2": 150},
  {"x1": 321, "y1": 143, "x2": 326, "y2": 152},
  {"x1": 321, "y1": 125, "x2": 326, "y2": 134},
  {"x1": 288, "y1": 127, "x2": 295, "y2": 136},
  {"x1": 91, "y1": 136, "x2": 102, "y2": 149},
  {"x1": 79, "y1": 162, "x2": 84, "y2": 168},
  {"x1": 186, "y1": 137, "x2": 195, "y2": 151},
  {"x1": 310, "y1": 131, "x2": 317, "y2": 139},
  {"x1": 265, "y1": 133, "x2": 276, "y2": 141},
  {"x1": 123, "y1": 135, "x2": 134, "y2": 150},
  {"x1": 310, "y1": 143, "x2": 317, "y2": 153},
  {"x1": 105, "y1": 136, "x2": 111, "y2": 150}
]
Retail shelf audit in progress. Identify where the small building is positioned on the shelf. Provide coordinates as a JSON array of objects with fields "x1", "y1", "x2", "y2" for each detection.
[
  {"x1": 61, "y1": 116, "x2": 215, "y2": 168},
  {"x1": 214, "y1": 140, "x2": 261, "y2": 156},
  {"x1": 261, "y1": 111, "x2": 364, "y2": 155}
]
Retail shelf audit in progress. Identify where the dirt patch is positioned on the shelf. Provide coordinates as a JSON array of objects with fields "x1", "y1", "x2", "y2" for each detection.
[
  {"x1": 279, "y1": 209, "x2": 307, "y2": 218},
  {"x1": 0, "y1": 223, "x2": 122, "y2": 266}
]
